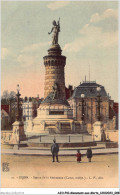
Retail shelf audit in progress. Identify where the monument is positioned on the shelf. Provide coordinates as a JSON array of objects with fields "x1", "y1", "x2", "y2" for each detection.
[
  {"x1": 25, "y1": 19, "x2": 78, "y2": 136},
  {"x1": 10, "y1": 85, "x2": 26, "y2": 148},
  {"x1": 93, "y1": 87, "x2": 105, "y2": 141}
]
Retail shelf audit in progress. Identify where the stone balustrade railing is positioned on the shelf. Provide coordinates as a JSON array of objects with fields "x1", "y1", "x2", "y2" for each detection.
[{"x1": 1, "y1": 130, "x2": 13, "y2": 143}]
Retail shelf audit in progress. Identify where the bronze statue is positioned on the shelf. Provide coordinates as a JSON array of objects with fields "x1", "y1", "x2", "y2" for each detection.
[
  {"x1": 48, "y1": 18, "x2": 60, "y2": 46},
  {"x1": 41, "y1": 82, "x2": 59, "y2": 103},
  {"x1": 52, "y1": 83, "x2": 59, "y2": 100}
]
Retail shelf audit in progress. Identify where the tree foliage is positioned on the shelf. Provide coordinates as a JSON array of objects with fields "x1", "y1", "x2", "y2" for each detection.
[{"x1": 1, "y1": 90, "x2": 16, "y2": 104}]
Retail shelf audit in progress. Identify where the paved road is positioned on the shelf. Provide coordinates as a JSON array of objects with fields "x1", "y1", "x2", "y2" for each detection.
[
  {"x1": 1, "y1": 154, "x2": 118, "y2": 188},
  {"x1": 1, "y1": 147, "x2": 118, "y2": 156}
]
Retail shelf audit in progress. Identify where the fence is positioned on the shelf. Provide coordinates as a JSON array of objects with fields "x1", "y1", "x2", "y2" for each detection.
[
  {"x1": 28, "y1": 134, "x2": 93, "y2": 143},
  {"x1": 1, "y1": 130, "x2": 13, "y2": 143}
]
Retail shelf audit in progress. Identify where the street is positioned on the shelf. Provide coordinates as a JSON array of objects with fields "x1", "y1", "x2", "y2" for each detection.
[{"x1": 1, "y1": 154, "x2": 118, "y2": 188}]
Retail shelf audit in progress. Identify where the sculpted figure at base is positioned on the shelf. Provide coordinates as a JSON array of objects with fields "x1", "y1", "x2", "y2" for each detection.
[
  {"x1": 52, "y1": 82, "x2": 59, "y2": 100},
  {"x1": 48, "y1": 18, "x2": 60, "y2": 46}
]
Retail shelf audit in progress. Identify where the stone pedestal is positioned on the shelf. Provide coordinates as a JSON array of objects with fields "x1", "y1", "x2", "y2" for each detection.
[
  {"x1": 10, "y1": 121, "x2": 26, "y2": 147},
  {"x1": 93, "y1": 121, "x2": 102, "y2": 141},
  {"x1": 25, "y1": 103, "x2": 73, "y2": 135}
]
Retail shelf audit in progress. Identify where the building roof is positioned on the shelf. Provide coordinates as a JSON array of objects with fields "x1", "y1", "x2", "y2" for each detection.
[
  {"x1": 1, "y1": 109, "x2": 9, "y2": 117},
  {"x1": 1, "y1": 105, "x2": 9, "y2": 114},
  {"x1": 70, "y1": 81, "x2": 108, "y2": 99}
]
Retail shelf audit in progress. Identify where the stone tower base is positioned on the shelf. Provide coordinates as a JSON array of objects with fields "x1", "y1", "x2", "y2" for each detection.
[{"x1": 24, "y1": 103, "x2": 86, "y2": 136}]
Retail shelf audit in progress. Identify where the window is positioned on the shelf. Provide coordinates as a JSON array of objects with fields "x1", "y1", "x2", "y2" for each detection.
[{"x1": 49, "y1": 111, "x2": 64, "y2": 115}]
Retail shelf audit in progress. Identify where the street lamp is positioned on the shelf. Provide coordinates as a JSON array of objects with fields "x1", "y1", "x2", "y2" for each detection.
[
  {"x1": 16, "y1": 84, "x2": 21, "y2": 121},
  {"x1": 96, "y1": 86, "x2": 101, "y2": 121},
  {"x1": 81, "y1": 94, "x2": 85, "y2": 122}
]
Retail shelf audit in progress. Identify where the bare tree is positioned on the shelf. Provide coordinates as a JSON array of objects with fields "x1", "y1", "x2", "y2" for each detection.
[
  {"x1": 1, "y1": 90, "x2": 17, "y2": 128},
  {"x1": 2, "y1": 90, "x2": 9, "y2": 102},
  {"x1": 9, "y1": 91, "x2": 16, "y2": 100}
]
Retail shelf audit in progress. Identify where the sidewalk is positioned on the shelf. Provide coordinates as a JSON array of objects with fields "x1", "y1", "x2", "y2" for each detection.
[{"x1": 1, "y1": 147, "x2": 118, "y2": 156}]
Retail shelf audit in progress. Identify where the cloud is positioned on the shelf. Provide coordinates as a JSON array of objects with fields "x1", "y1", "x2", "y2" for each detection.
[
  {"x1": 17, "y1": 54, "x2": 38, "y2": 67},
  {"x1": 47, "y1": 1, "x2": 70, "y2": 10},
  {"x1": 1, "y1": 48, "x2": 12, "y2": 59},
  {"x1": 17, "y1": 41, "x2": 51, "y2": 68},
  {"x1": 21, "y1": 42, "x2": 51, "y2": 53},
  {"x1": 63, "y1": 8, "x2": 118, "y2": 53},
  {"x1": 63, "y1": 25, "x2": 118, "y2": 52},
  {"x1": 90, "y1": 9, "x2": 118, "y2": 23}
]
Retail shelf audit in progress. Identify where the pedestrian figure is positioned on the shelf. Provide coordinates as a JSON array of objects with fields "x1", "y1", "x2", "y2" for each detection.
[
  {"x1": 51, "y1": 139, "x2": 59, "y2": 162},
  {"x1": 86, "y1": 148, "x2": 92, "y2": 162},
  {"x1": 76, "y1": 150, "x2": 81, "y2": 163}
]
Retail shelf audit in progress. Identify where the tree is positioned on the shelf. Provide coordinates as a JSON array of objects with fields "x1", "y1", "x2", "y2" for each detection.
[
  {"x1": 2, "y1": 90, "x2": 9, "y2": 103},
  {"x1": 1, "y1": 90, "x2": 17, "y2": 128},
  {"x1": 9, "y1": 91, "x2": 16, "y2": 100},
  {"x1": 2, "y1": 90, "x2": 16, "y2": 102}
]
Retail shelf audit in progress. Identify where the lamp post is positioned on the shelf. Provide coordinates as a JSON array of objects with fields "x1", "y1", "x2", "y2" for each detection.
[
  {"x1": 16, "y1": 84, "x2": 21, "y2": 121},
  {"x1": 96, "y1": 86, "x2": 101, "y2": 121},
  {"x1": 10, "y1": 85, "x2": 26, "y2": 148},
  {"x1": 81, "y1": 94, "x2": 85, "y2": 123},
  {"x1": 93, "y1": 86, "x2": 103, "y2": 142}
]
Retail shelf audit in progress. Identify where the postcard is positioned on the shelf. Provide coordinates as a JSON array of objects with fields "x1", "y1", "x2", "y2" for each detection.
[{"x1": 1, "y1": 1, "x2": 119, "y2": 194}]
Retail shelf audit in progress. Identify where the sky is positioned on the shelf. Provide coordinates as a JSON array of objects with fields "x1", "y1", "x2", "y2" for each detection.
[{"x1": 1, "y1": 1, "x2": 118, "y2": 101}]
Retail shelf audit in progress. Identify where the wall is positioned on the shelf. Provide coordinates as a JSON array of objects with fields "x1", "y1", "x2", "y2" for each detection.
[{"x1": 106, "y1": 130, "x2": 118, "y2": 142}]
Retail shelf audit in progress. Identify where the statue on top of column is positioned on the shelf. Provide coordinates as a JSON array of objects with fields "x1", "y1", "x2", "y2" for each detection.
[{"x1": 48, "y1": 18, "x2": 60, "y2": 46}]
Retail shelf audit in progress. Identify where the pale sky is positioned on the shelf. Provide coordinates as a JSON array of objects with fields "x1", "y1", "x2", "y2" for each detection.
[{"x1": 1, "y1": 1, "x2": 118, "y2": 101}]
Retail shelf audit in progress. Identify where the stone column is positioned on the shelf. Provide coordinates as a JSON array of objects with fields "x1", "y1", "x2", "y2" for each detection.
[{"x1": 43, "y1": 45, "x2": 66, "y2": 99}]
